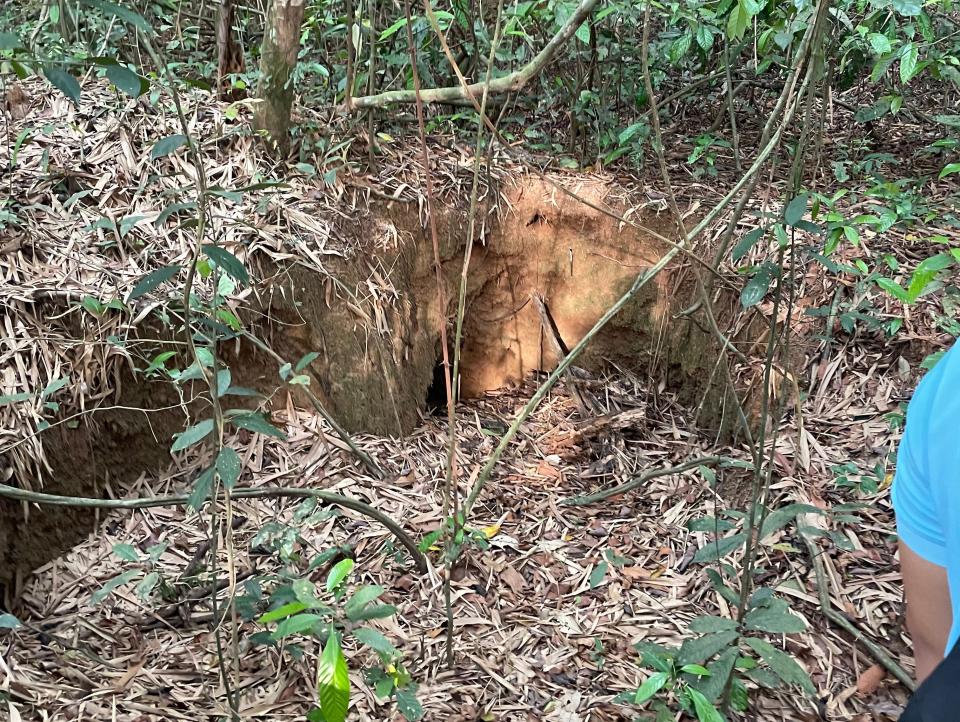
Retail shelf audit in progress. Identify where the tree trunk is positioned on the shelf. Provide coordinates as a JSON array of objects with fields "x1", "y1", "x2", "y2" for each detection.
[
  {"x1": 216, "y1": 0, "x2": 246, "y2": 101},
  {"x1": 254, "y1": 0, "x2": 307, "y2": 153}
]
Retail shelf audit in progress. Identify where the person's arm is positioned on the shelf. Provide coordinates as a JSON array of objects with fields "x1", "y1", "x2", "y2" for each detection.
[{"x1": 900, "y1": 541, "x2": 952, "y2": 682}]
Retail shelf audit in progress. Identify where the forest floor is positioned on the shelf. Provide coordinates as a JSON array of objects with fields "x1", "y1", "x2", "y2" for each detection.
[{"x1": 3, "y1": 78, "x2": 960, "y2": 721}]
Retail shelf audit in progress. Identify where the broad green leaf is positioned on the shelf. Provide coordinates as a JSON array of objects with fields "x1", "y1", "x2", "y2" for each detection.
[
  {"x1": 272, "y1": 613, "x2": 325, "y2": 640},
  {"x1": 379, "y1": 16, "x2": 408, "y2": 40},
  {"x1": 0, "y1": 32, "x2": 22, "y2": 50},
  {"x1": 105, "y1": 64, "x2": 148, "y2": 97},
  {"x1": 0, "y1": 614, "x2": 21, "y2": 629},
  {"x1": 731, "y1": 227, "x2": 765, "y2": 263},
  {"x1": 41, "y1": 376, "x2": 68, "y2": 397},
  {"x1": 696, "y1": 24, "x2": 714, "y2": 50},
  {"x1": 575, "y1": 20, "x2": 590, "y2": 44},
  {"x1": 202, "y1": 244, "x2": 249, "y2": 285},
  {"x1": 681, "y1": 664, "x2": 712, "y2": 676},
  {"x1": 318, "y1": 630, "x2": 350, "y2": 722},
  {"x1": 891, "y1": 0, "x2": 921, "y2": 15},
  {"x1": 215, "y1": 447, "x2": 242, "y2": 488},
  {"x1": 916, "y1": 253, "x2": 954, "y2": 274},
  {"x1": 135, "y1": 571, "x2": 159, "y2": 599},
  {"x1": 760, "y1": 503, "x2": 822, "y2": 538},
  {"x1": 677, "y1": 630, "x2": 739, "y2": 666},
  {"x1": 940, "y1": 163, "x2": 960, "y2": 179},
  {"x1": 784, "y1": 193, "x2": 809, "y2": 226},
  {"x1": 633, "y1": 671, "x2": 669, "y2": 704},
  {"x1": 933, "y1": 115, "x2": 960, "y2": 128},
  {"x1": 693, "y1": 647, "x2": 738, "y2": 703},
  {"x1": 855, "y1": 97, "x2": 892, "y2": 123},
  {"x1": 688, "y1": 616, "x2": 738, "y2": 633},
  {"x1": 187, "y1": 466, "x2": 215, "y2": 511},
  {"x1": 868, "y1": 33, "x2": 891, "y2": 54},
  {"x1": 326, "y1": 558, "x2": 355, "y2": 592},
  {"x1": 350, "y1": 604, "x2": 396, "y2": 621},
  {"x1": 112, "y1": 543, "x2": 139, "y2": 561},
  {"x1": 296, "y1": 352, "x2": 321, "y2": 372},
  {"x1": 743, "y1": 598, "x2": 807, "y2": 633},
  {"x1": 352, "y1": 626, "x2": 397, "y2": 657},
  {"x1": 81, "y1": 0, "x2": 151, "y2": 31},
  {"x1": 0, "y1": 392, "x2": 32, "y2": 406},
  {"x1": 395, "y1": 685, "x2": 424, "y2": 720},
  {"x1": 686, "y1": 686, "x2": 725, "y2": 722},
  {"x1": 726, "y1": 1, "x2": 750, "y2": 40},
  {"x1": 875, "y1": 277, "x2": 910, "y2": 303},
  {"x1": 44, "y1": 67, "x2": 81, "y2": 103},
  {"x1": 155, "y1": 202, "x2": 197, "y2": 225},
  {"x1": 228, "y1": 412, "x2": 286, "y2": 439},
  {"x1": 693, "y1": 532, "x2": 747, "y2": 563},
  {"x1": 589, "y1": 561, "x2": 608, "y2": 589},
  {"x1": 171, "y1": 419, "x2": 214, "y2": 452},
  {"x1": 258, "y1": 601, "x2": 308, "y2": 624},
  {"x1": 151, "y1": 134, "x2": 187, "y2": 160},
  {"x1": 90, "y1": 569, "x2": 140, "y2": 605},
  {"x1": 129, "y1": 264, "x2": 180, "y2": 300},
  {"x1": 899, "y1": 43, "x2": 919, "y2": 84},
  {"x1": 344, "y1": 585, "x2": 386, "y2": 620},
  {"x1": 743, "y1": 637, "x2": 816, "y2": 694},
  {"x1": 740, "y1": 269, "x2": 771, "y2": 308},
  {"x1": 216, "y1": 369, "x2": 232, "y2": 397}
]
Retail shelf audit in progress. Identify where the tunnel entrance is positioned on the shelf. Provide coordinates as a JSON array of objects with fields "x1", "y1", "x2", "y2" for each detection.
[{"x1": 424, "y1": 360, "x2": 450, "y2": 414}]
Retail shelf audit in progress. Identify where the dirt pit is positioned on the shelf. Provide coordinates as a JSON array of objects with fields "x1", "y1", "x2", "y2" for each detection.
[{"x1": 0, "y1": 174, "x2": 725, "y2": 590}]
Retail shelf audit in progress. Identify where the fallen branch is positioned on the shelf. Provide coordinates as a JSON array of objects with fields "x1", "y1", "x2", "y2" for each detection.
[
  {"x1": 531, "y1": 293, "x2": 597, "y2": 415},
  {"x1": 800, "y1": 525, "x2": 914, "y2": 692},
  {"x1": 562, "y1": 456, "x2": 729, "y2": 506},
  {"x1": 0, "y1": 482, "x2": 426, "y2": 573},
  {"x1": 344, "y1": 0, "x2": 601, "y2": 110}
]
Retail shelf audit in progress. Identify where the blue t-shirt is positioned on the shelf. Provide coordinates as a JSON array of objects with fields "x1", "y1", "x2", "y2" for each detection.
[{"x1": 892, "y1": 339, "x2": 960, "y2": 654}]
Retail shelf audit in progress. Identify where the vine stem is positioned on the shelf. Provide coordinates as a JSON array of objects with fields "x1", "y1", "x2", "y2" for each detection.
[{"x1": 0, "y1": 482, "x2": 426, "y2": 573}]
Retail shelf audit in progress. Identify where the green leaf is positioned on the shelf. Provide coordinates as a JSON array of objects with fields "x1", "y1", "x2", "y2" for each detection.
[
  {"x1": 318, "y1": 630, "x2": 350, "y2": 722},
  {"x1": 43, "y1": 67, "x2": 81, "y2": 103},
  {"x1": 933, "y1": 115, "x2": 960, "y2": 128},
  {"x1": 900, "y1": 43, "x2": 919, "y2": 84},
  {"x1": 215, "y1": 447, "x2": 242, "y2": 488},
  {"x1": 0, "y1": 392, "x2": 32, "y2": 406},
  {"x1": 350, "y1": 604, "x2": 397, "y2": 621},
  {"x1": 90, "y1": 569, "x2": 140, "y2": 605},
  {"x1": 686, "y1": 687, "x2": 725, "y2": 722},
  {"x1": 731, "y1": 227, "x2": 765, "y2": 263},
  {"x1": 105, "y1": 64, "x2": 148, "y2": 97},
  {"x1": 681, "y1": 664, "x2": 712, "y2": 676},
  {"x1": 379, "y1": 16, "x2": 408, "y2": 40},
  {"x1": 740, "y1": 270, "x2": 771, "y2": 308},
  {"x1": 258, "y1": 601, "x2": 308, "y2": 624},
  {"x1": 272, "y1": 613, "x2": 325, "y2": 640},
  {"x1": 151, "y1": 134, "x2": 187, "y2": 160},
  {"x1": 875, "y1": 277, "x2": 911, "y2": 303},
  {"x1": 155, "y1": 202, "x2": 197, "y2": 225},
  {"x1": 694, "y1": 533, "x2": 747, "y2": 563},
  {"x1": 891, "y1": 0, "x2": 921, "y2": 15},
  {"x1": 589, "y1": 561, "x2": 608, "y2": 589},
  {"x1": 352, "y1": 626, "x2": 397, "y2": 657},
  {"x1": 0, "y1": 613, "x2": 22, "y2": 629},
  {"x1": 784, "y1": 193, "x2": 809, "y2": 226},
  {"x1": 939, "y1": 163, "x2": 960, "y2": 180},
  {"x1": 326, "y1": 558, "x2": 355, "y2": 592},
  {"x1": 215, "y1": 369, "x2": 232, "y2": 397},
  {"x1": 228, "y1": 412, "x2": 286, "y2": 439},
  {"x1": 726, "y1": 1, "x2": 750, "y2": 40},
  {"x1": 677, "y1": 630, "x2": 739, "y2": 666},
  {"x1": 81, "y1": 0, "x2": 151, "y2": 31},
  {"x1": 855, "y1": 97, "x2": 892, "y2": 123},
  {"x1": 41, "y1": 376, "x2": 68, "y2": 397},
  {"x1": 395, "y1": 685, "x2": 424, "y2": 720},
  {"x1": 575, "y1": 20, "x2": 590, "y2": 44},
  {"x1": 171, "y1": 419, "x2": 214, "y2": 452},
  {"x1": 693, "y1": 647, "x2": 738, "y2": 703},
  {"x1": 135, "y1": 571, "x2": 159, "y2": 599},
  {"x1": 129, "y1": 265, "x2": 180, "y2": 300},
  {"x1": 696, "y1": 24, "x2": 714, "y2": 50},
  {"x1": 743, "y1": 637, "x2": 815, "y2": 695},
  {"x1": 688, "y1": 616, "x2": 738, "y2": 633},
  {"x1": 202, "y1": 244, "x2": 249, "y2": 285},
  {"x1": 112, "y1": 543, "x2": 139, "y2": 561},
  {"x1": 760, "y1": 503, "x2": 822, "y2": 538},
  {"x1": 743, "y1": 598, "x2": 807, "y2": 633},
  {"x1": 296, "y1": 352, "x2": 321, "y2": 372},
  {"x1": 868, "y1": 33, "x2": 891, "y2": 54},
  {"x1": 344, "y1": 585, "x2": 386, "y2": 621},
  {"x1": 633, "y1": 671, "x2": 669, "y2": 704},
  {"x1": 0, "y1": 32, "x2": 23, "y2": 50},
  {"x1": 187, "y1": 466, "x2": 215, "y2": 511}
]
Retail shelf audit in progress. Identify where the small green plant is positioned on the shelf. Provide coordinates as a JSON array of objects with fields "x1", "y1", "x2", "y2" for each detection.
[{"x1": 687, "y1": 134, "x2": 731, "y2": 177}]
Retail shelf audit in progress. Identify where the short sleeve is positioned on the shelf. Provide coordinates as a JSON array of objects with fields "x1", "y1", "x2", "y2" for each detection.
[{"x1": 892, "y1": 408, "x2": 948, "y2": 567}]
